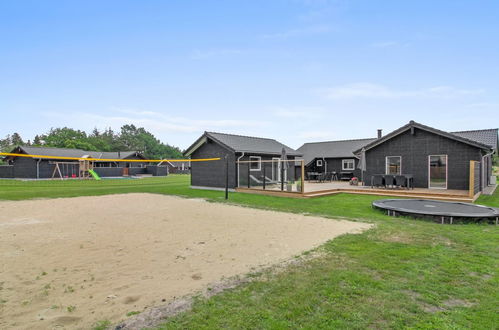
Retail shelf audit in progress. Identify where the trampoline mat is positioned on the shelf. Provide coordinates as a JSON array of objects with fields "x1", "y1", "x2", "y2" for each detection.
[{"x1": 373, "y1": 199, "x2": 499, "y2": 218}]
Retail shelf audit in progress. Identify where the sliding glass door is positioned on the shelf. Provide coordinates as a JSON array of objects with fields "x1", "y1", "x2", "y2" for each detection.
[{"x1": 428, "y1": 155, "x2": 447, "y2": 189}]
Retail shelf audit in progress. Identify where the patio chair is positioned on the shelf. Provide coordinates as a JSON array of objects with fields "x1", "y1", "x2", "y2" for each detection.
[
  {"x1": 384, "y1": 175, "x2": 394, "y2": 188},
  {"x1": 395, "y1": 175, "x2": 407, "y2": 189},
  {"x1": 324, "y1": 172, "x2": 333, "y2": 182},
  {"x1": 371, "y1": 174, "x2": 384, "y2": 188}
]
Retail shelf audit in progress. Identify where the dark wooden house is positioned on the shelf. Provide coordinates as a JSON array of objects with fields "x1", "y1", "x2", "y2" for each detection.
[
  {"x1": 184, "y1": 132, "x2": 302, "y2": 190},
  {"x1": 297, "y1": 137, "x2": 377, "y2": 180},
  {"x1": 0, "y1": 146, "x2": 168, "y2": 178},
  {"x1": 353, "y1": 121, "x2": 497, "y2": 192}
]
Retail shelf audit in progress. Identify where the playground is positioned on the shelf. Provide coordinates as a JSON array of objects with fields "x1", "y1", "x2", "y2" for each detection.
[{"x1": 0, "y1": 193, "x2": 370, "y2": 329}]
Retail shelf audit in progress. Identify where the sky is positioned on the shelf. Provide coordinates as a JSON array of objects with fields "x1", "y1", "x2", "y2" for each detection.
[{"x1": 1, "y1": 0, "x2": 498, "y2": 150}]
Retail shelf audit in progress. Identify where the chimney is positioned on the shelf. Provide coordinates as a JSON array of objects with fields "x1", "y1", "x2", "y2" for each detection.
[{"x1": 377, "y1": 129, "x2": 382, "y2": 139}]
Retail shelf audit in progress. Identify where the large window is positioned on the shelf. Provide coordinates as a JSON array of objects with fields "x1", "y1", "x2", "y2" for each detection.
[
  {"x1": 385, "y1": 156, "x2": 401, "y2": 175},
  {"x1": 342, "y1": 159, "x2": 355, "y2": 171},
  {"x1": 428, "y1": 155, "x2": 447, "y2": 189},
  {"x1": 249, "y1": 156, "x2": 261, "y2": 171}
]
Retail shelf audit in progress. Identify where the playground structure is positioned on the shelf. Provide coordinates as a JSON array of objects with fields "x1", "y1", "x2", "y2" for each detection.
[{"x1": 51, "y1": 155, "x2": 97, "y2": 180}]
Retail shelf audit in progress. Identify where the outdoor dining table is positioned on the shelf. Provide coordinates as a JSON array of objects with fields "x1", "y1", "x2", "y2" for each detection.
[
  {"x1": 372, "y1": 174, "x2": 414, "y2": 189},
  {"x1": 307, "y1": 172, "x2": 320, "y2": 182}
]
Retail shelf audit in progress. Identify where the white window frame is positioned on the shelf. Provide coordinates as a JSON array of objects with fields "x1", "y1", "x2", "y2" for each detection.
[
  {"x1": 428, "y1": 155, "x2": 448, "y2": 189},
  {"x1": 385, "y1": 156, "x2": 402, "y2": 175},
  {"x1": 249, "y1": 156, "x2": 261, "y2": 171},
  {"x1": 316, "y1": 159, "x2": 323, "y2": 167},
  {"x1": 342, "y1": 159, "x2": 355, "y2": 171}
]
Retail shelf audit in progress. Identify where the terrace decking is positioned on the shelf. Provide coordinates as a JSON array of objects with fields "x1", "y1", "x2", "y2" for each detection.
[{"x1": 236, "y1": 181, "x2": 476, "y2": 202}]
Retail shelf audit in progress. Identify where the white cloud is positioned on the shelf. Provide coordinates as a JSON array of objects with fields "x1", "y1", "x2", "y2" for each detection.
[
  {"x1": 260, "y1": 25, "x2": 331, "y2": 39},
  {"x1": 466, "y1": 102, "x2": 499, "y2": 108},
  {"x1": 320, "y1": 83, "x2": 484, "y2": 100}
]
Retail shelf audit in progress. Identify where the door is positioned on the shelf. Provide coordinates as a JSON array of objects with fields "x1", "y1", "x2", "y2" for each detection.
[{"x1": 428, "y1": 155, "x2": 447, "y2": 189}]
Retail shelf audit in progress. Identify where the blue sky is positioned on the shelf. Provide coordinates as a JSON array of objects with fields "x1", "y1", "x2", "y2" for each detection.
[{"x1": 1, "y1": 0, "x2": 498, "y2": 150}]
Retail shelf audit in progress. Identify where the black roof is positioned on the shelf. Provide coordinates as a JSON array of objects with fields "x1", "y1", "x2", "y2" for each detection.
[
  {"x1": 353, "y1": 121, "x2": 494, "y2": 154},
  {"x1": 7, "y1": 146, "x2": 144, "y2": 160},
  {"x1": 297, "y1": 138, "x2": 377, "y2": 166},
  {"x1": 451, "y1": 128, "x2": 498, "y2": 151},
  {"x1": 184, "y1": 132, "x2": 301, "y2": 156}
]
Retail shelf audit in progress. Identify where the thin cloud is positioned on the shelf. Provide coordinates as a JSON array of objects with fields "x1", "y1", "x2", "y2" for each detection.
[
  {"x1": 320, "y1": 83, "x2": 484, "y2": 100},
  {"x1": 370, "y1": 41, "x2": 412, "y2": 48},
  {"x1": 260, "y1": 25, "x2": 331, "y2": 39},
  {"x1": 42, "y1": 109, "x2": 267, "y2": 134}
]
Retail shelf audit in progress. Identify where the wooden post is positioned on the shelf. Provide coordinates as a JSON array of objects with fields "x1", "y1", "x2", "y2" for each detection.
[
  {"x1": 263, "y1": 164, "x2": 266, "y2": 190},
  {"x1": 280, "y1": 159, "x2": 286, "y2": 192},
  {"x1": 225, "y1": 156, "x2": 229, "y2": 200},
  {"x1": 247, "y1": 162, "x2": 250, "y2": 188},
  {"x1": 469, "y1": 161, "x2": 475, "y2": 198},
  {"x1": 301, "y1": 159, "x2": 305, "y2": 193}
]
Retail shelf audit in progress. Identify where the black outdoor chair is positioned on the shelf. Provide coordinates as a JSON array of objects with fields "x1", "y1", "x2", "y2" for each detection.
[
  {"x1": 324, "y1": 172, "x2": 333, "y2": 182},
  {"x1": 395, "y1": 175, "x2": 407, "y2": 189},
  {"x1": 383, "y1": 175, "x2": 394, "y2": 188},
  {"x1": 371, "y1": 174, "x2": 384, "y2": 188},
  {"x1": 318, "y1": 172, "x2": 327, "y2": 183}
]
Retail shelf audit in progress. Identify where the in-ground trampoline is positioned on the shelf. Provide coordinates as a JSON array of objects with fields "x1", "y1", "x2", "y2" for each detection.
[{"x1": 373, "y1": 199, "x2": 499, "y2": 224}]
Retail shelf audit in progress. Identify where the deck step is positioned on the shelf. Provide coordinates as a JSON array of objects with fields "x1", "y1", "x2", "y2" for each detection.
[{"x1": 303, "y1": 190, "x2": 473, "y2": 202}]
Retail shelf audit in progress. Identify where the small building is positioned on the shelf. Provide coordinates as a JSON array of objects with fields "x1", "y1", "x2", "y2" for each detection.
[
  {"x1": 184, "y1": 132, "x2": 302, "y2": 190},
  {"x1": 0, "y1": 146, "x2": 168, "y2": 179},
  {"x1": 297, "y1": 137, "x2": 377, "y2": 181},
  {"x1": 353, "y1": 121, "x2": 497, "y2": 192}
]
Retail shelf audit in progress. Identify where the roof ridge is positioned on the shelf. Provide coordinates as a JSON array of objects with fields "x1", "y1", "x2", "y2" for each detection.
[
  {"x1": 206, "y1": 131, "x2": 278, "y2": 142},
  {"x1": 451, "y1": 128, "x2": 498, "y2": 133},
  {"x1": 21, "y1": 146, "x2": 137, "y2": 153},
  {"x1": 301, "y1": 137, "x2": 376, "y2": 145}
]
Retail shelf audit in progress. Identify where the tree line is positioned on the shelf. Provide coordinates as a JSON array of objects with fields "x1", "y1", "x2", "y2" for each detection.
[{"x1": 0, "y1": 125, "x2": 183, "y2": 160}]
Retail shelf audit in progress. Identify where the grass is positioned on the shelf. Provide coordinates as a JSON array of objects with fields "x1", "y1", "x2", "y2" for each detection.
[{"x1": 1, "y1": 175, "x2": 498, "y2": 329}]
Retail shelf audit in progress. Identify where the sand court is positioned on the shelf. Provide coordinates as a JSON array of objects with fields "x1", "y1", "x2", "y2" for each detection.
[{"x1": 0, "y1": 193, "x2": 371, "y2": 329}]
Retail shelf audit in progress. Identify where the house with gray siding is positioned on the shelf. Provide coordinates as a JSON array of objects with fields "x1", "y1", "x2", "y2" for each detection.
[
  {"x1": 184, "y1": 132, "x2": 301, "y2": 190},
  {"x1": 0, "y1": 146, "x2": 168, "y2": 178},
  {"x1": 353, "y1": 121, "x2": 497, "y2": 192}
]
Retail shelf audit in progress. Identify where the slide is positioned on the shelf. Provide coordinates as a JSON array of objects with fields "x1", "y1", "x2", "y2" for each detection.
[{"x1": 88, "y1": 169, "x2": 101, "y2": 181}]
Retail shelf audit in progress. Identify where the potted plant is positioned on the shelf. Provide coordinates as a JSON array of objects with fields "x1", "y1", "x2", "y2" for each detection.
[
  {"x1": 350, "y1": 177, "x2": 359, "y2": 186},
  {"x1": 287, "y1": 181, "x2": 295, "y2": 192}
]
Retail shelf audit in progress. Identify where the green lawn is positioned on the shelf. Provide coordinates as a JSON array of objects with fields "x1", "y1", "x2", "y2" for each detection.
[{"x1": 1, "y1": 176, "x2": 498, "y2": 329}]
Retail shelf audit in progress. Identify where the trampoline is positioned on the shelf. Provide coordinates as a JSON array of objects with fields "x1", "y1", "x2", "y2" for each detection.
[{"x1": 372, "y1": 199, "x2": 499, "y2": 224}]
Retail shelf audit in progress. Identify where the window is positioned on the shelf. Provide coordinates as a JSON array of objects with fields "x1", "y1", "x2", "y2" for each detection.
[
  {"x1": 386, "y1": 156, "x2": 401, "y2": 175},
  {"x1": 249, "y1": 156, "x2": 261, "y2": 171},
  {"x1": 342, "y1": 159, "x2": 355, "y2": 171},
  {"x1": 316, "y1": 159, "x2": 323, "y2": 167}
]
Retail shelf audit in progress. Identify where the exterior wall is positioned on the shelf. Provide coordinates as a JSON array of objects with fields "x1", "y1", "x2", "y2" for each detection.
[
  {"x1": 190, "y1": 139, "x2": 236, "y2": 188},
  {"x1": 11, "y1": 158, "x2": 57, "y2": 178},
  {"x1": 363, "y1": 128, "x2": 483, "y2": 190},
  {"x1": 305, "y1": 157, "x2": 361, "y2": 179},
  {"x1": 0, "y1": 165, "x2": 14, "y2": 178}
]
